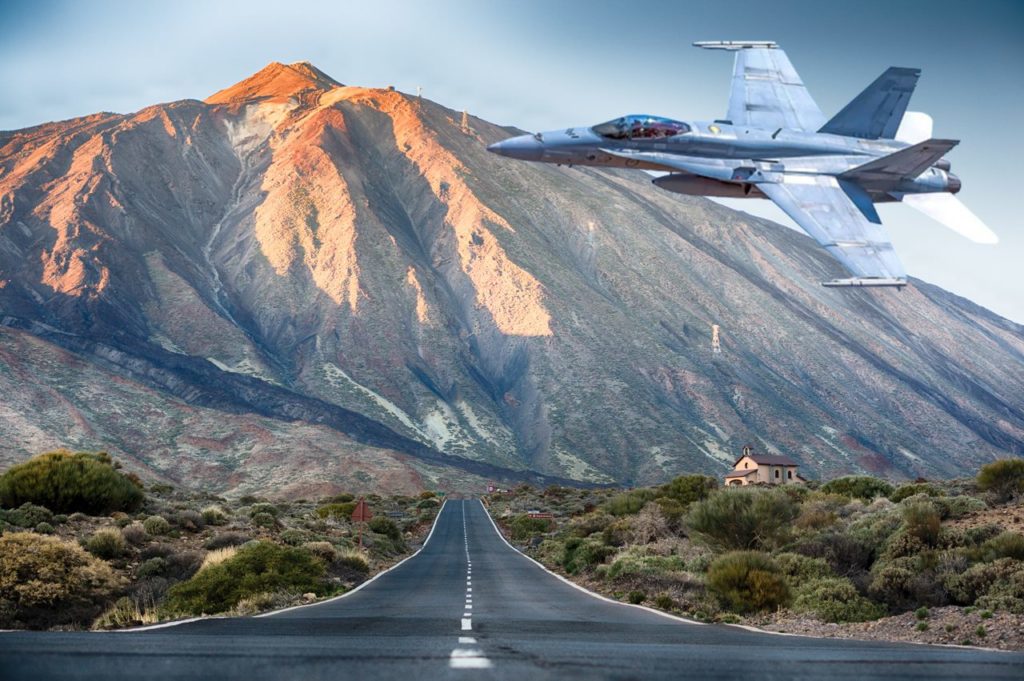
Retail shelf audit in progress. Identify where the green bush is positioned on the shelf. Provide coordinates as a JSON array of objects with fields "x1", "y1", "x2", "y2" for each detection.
[
  {"x1": 165, "y1": 541, "x2": 325, "y2": 615},
  {"x1": 368, "y1": 516, "x2": 401, "y2": 541},
  {"x1": 137, "y1": 556, "x2": 169, "y2": 578},
  {"x1": 143, "y1": 515, "x2": 171, "y2": 536},
  {"x1": 561, "y1": 537, "x2": 614, "y2": 574},
  {"x1": 658, "y1": 475, "x2": 717, "y2": 507},
  {"x1": 933, "y1": 495, "x2": 987, "y2": 520},
  {"x1": 316, "y1": 502, "x2": 356, "y2": 519},
  {"x1": 606, "y1": 551, "x2": 686, "y2": 581},
  {"x1": 793, "y1": 577, "x2": 885, "y2": 623},
  {"x1": 508, "y1": 515, "x2": 553, "y2": 541},
  {"x1": 773, "y1": 552, "x2": 834, "y2": 583},
  {"x1": 901, "y1": 500, "x2": 942, "y2": 546},
  {"x1": 945, "y1": 558, "x2": 1023, "y2": 605},
  {"x1": 302, "y1": 541, "x2": 339, "y2": 563},
  {"x1": 334, "y1": 550, "x2": 370, "y2": 574},
  {"x1": 627, "y1": 590, "x2": 646, "y2": 604},
  {"x1": 251, "y1": 512, "x2": 278, "y2": 529},
  {"x1": 890, "y1": 484, "x2": 943, "y2": 503},
  {"x1": 4, "y1": 502, "x2": 54, "y2": 528},
  {"x1": 0, "y1": 451, "x2": 143, "y2": 515},
  {"x1": 978, "y1": 532, "x2": 1024, "y2": 562},
  {"x1": 604, "y1": 489, "x2": 657, "y2": 517},
  {"x1": 975, "y1": 568, "x2": 1024, "y2": 614},
  {"x1": 869, "y1": 557, "x2": 946, "y2": 609},
  {"x1": 248, "y1": 503, "x2": 279, "y2": 518},
  {"x1": 86, "y1": 529, "x2": 126, "y2": 559},
  {"x1": 976, "y1": 458, "x2": 1024, "y2": 502},
  {"x1": 820, "y1": 476, "x2": 894, "y2": 502},
  {"x1": 34, "y1": 521, "x2": 54, "y2": 534},
  {"x1": 686, "y1": 488, "x2": 798, "y2": 551},
  {"x1": 706, "y1": 551, "x2": 790, "y2": 614},
  {"x1": 793, "y1": 532, "x2": 876, "y2": 577},
  {"x1": 201, "y1": 505, "x2": 229, "y2": 525},
  {"x1": 0, "y1": 532, "x2": 121, "y2": 629}
]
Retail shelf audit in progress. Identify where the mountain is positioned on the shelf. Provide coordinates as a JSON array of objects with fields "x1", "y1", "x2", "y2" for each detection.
[{"x1": 1, "y1": 61, "x2": 1022, "y2": 496}]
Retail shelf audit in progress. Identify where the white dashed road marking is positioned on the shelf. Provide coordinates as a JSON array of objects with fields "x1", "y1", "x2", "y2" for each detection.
[{"x1": 452, "y1": 501, "x2": 492, "y2": 668}]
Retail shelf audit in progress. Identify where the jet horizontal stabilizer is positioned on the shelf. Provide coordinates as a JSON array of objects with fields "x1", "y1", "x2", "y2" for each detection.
[
  {"x1": 693, "y1": 40, "x2": 778, "y2": 51},
  {"x1": 822, "y1": 277, "x2": 908, "y2": 288},
  {"x1": 840, "y1": 138, "x2": 958, "y2": 190}
]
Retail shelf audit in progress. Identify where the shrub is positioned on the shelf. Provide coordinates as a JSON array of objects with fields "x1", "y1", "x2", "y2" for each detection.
[
  {"x1": 658, "y1": 475, "x2": 717, "y2": 507},
  {"x1": 975, "y1": 569, "x2": 1024, "y2": 614},
  {"x1": 86, "y1": 529, "x2": 126, "y2": 559},
  {"x1": 121, "y1": 522, "x2": 148, "y2": 546},
  {"x1": 793, "y1": 577, "x2": 885, "y2": 623},
  {"x1": 0, "y1": 532, "x2": 121, "y2": 628},
  {"x1": 686, "y1": 488, "x2": 797, "y2": 551},
  {"x1": 628, "y1": 503, "x2": 670, "y2": 545},
  {"x1": 316, "y1": 502, "x2": 356, "y2": 519},
  {"x1": 820, "y1": 476, "x2": 894, "y2": 502},
  {"x1": 604, "y1": 489, "x2": 657, "y2": 517},
  {"x1": 416, "y1": 498, "x2": 440, "y2": 509},
  {"x1": 136, "y1": 557, "x2": 168, "y2": 578},
  {"x1": 869, "y1": 558, "x2": 946, "y2": 609},
  {"x1": 34, "y1": 522, "x2": 55, "y2": 534},
  {"x1": 773, "y1": 552, "x2": 834, "y2": 583},
  {"x1": 280, "y1": 529, "x2": 312, "y2": 546},
  {"x1": 204, "y1": 532, "x2": 251, "y2": 550},
  {"x1": 175, "y1": 510, "x2": 205, "y2": 532},
  {"x1": 248, "y1": 503, "x2": 279, "y2": 518},
  {"x1": 368, "y1": 517, "x2": 401, "y2": 541},
  {"x1": 335, "y1": 549, "x2": 370, "y2": 574},
  {"x1": 606, "y1": 550, "x2": 686, "y2": 581},
  {"x1": 201, "y1": 546, "x2": 239, "y2": 572},
  {"x1": 4, "y1": 502, "x2": 54, "y2": 528},
  {"x1": 251, "y1": 512, "x2": 278, "y2": 529},
  {"x1": 793, "y1": 533, "x2": 876, "y2": 577},
  {"x1": 976, "y1": 458, "x2": 1024, "y2": 502},
  {"x1": 915, "y1": 606, "x2": 929, "y2": 620},
  {"x1": 561, "y1": 537, "x2": 614, "y2": 574},
  {"x1": 143, "y1": 515, "x2": 171, "y2": 536},
  {"x1": 890, "y1": 484, "x2": 943, "y2": 503},
  {"x1": 508, "y1": 515, "x2": 553, "y2": 541},
  {"x1": 201, "y1": 505, "x2": 229, "y2": 525},
  {"x1": 901, "y1": 500, "x2": 942, "y2": 546},
  {"x1": 302, "y1": 541, "x2": 339, "y2": 564},
  {"x1": 165, "y1": 542, "x2": 325, "y2": 615},
  {"x1": 627, "y1": 590, "x2": 646, "y2": 604},
  {"x1": 0, "y1": 450, "x2": 143, "y2": 515},
  {"x1": 654, "y1": 594, "x2": 675, "y2": 610},
  {"x1": 707, "y1": 551, "x2": 790, "y2": 613},
  {"x1": 978, "y1": 532, "x2": 1024, "y2": 562}
]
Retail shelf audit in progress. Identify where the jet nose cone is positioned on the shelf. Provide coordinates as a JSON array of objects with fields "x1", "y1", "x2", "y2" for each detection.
[{"x1": 487, "y1": 135, "x2": 543, "y2": 161}]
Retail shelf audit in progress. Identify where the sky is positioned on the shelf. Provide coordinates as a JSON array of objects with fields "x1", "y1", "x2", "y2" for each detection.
[{"x1": 2, "y1": 0, "x2": 1022, "y2": 322}]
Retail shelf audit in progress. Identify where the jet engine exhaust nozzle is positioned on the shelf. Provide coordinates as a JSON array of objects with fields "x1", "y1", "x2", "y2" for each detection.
[{"x1": 947, "y1": 172, "x2": 962, "y2": 194}]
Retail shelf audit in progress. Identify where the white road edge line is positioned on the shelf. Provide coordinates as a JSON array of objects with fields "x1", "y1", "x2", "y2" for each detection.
[
  {"x1": 477, "y1": 499, "x2": 707, "y2": 627},
  {"x1": 461, "y1": 618, "x2": 472, "y2": 631},
  {"x1": 113, "y1": 498, "x2": 450, "y2": 630}
]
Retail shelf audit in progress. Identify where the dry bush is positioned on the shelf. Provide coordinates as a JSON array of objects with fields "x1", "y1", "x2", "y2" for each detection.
[{"x1": 0, "y1": 532, "x2": 121, "y2": 629}]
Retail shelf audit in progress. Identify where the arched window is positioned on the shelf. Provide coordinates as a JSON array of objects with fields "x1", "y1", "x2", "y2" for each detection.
[
  {"x1": 774, "y1": 469, "x2": 780, "y2": 479},
  {"x1": 787, "y1": 470, "x2": 793, "y2": 479}
]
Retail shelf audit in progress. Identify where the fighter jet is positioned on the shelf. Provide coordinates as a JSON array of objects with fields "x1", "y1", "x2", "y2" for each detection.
[{"x1": 488, "y1": 41, "x2": 997, "y2": 288}]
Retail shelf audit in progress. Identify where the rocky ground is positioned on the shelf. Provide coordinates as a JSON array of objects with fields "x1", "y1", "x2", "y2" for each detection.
[{"x1": 753, "y1": 606, "x2": 1024, "y2": 652}]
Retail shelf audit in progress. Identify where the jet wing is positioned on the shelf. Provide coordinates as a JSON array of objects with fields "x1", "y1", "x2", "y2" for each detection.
[
  {"x1": 695, "y1": 41, "x2": 827, "y2": 132},
  {"x1": 758, "y1": 176, "x2": 907, "y2": 283}
]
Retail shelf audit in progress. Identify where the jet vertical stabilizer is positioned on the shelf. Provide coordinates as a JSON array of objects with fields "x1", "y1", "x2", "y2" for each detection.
[{"x1": 819, "y1": 67, "x2": 920, "y2": 139}]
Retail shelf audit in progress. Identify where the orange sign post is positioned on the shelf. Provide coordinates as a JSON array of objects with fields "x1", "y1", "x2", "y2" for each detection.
[{"x1": 351, "y1": 498, "x2": 373, "y2": 548}]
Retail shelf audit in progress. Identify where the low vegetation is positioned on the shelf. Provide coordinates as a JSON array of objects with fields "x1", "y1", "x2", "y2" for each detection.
[
  {"x1": 490, "y1": 459, "x2": 1024, "y2": 648},
  {"x1": 0, "y1": 451, "x2": 442, "y2": 630}
]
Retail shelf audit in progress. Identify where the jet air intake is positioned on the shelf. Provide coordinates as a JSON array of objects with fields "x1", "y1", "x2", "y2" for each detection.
[{"x1": 653, "y1": 174, "x2": 763, "y2": 198}]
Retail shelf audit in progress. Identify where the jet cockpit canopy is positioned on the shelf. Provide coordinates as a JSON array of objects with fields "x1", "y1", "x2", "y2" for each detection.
[{"x1": 592, "y1": 115, "x2": 691, "y2": 140}]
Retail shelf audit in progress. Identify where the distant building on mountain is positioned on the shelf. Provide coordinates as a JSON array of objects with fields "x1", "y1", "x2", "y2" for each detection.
[{"x1": 725, "y1": 445, "x2": 805, "y2": 486}]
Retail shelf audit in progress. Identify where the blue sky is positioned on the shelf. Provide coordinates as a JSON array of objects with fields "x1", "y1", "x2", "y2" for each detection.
[{"x1": 2, "y1": 0, "x2": 1021, "y2": 321}]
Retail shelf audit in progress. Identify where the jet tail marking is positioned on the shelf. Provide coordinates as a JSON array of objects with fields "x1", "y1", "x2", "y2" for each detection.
[
  {"x1": 819, "y1": 67, "x2": 920, "y2": 140},
  {"x1": 839, "y1": 138, "x2": 958, "y2": 190}
]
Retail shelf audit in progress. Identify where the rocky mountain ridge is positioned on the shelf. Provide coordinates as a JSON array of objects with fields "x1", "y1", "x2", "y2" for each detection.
[{"x1": 1, "y1": 61, "x2": 1021, "y2": 496}]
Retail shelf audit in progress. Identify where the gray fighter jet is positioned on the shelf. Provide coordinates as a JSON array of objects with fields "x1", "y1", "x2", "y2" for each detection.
[{"x1": 488, "y1": 41, "x2": 997, "y2": 288}]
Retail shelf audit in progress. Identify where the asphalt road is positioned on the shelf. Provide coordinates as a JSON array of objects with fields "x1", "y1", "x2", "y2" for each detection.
[{"x1": 1, "y1": 499, "x2": 1022, "y2": 680}]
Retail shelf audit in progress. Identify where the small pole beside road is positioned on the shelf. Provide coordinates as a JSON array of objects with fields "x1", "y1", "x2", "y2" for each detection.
[{"x1": 351, "y1": 497, "x2": 373, "y2": 549}]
